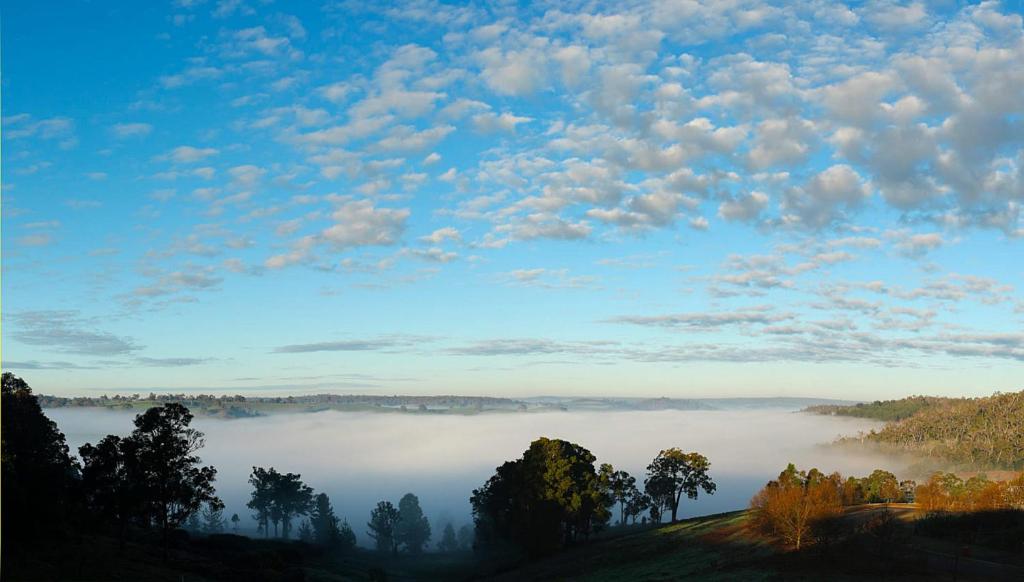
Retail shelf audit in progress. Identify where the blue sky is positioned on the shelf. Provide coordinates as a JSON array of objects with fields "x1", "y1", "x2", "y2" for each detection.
[{"x1": 2, "y1": 0, "x2": 1022, "y2": 398}]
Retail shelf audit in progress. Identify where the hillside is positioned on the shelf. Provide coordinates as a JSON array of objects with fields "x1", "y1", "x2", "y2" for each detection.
[
  {"x1": 807, "y1": 390, "x2": 1024, "y2": 470},
  {"x1": 864, "y1": 391, "x2": 1024, "y2": 470}
]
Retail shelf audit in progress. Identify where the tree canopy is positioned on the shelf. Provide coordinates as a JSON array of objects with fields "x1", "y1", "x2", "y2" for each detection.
[
  {"x1": 644, "y1": 449, "x2": 716, "y2": 522},
  {"x1": 470, "y1": 437, "x2": 612, "y2": 556}
]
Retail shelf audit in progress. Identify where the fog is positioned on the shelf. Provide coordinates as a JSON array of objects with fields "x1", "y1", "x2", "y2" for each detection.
[{"x1": 49, "y1": 407, "x2": 902, "y2": 546}]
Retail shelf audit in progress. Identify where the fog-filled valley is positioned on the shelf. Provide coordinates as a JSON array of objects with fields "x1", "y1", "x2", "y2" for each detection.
[{"x1": 49, "y1": 406, "x2": 902, "y2": 547}]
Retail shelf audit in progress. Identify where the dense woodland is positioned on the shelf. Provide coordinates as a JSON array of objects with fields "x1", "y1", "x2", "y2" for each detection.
[{"x1": 808, "y1": 390, "x2": 1024, "y2": 470}]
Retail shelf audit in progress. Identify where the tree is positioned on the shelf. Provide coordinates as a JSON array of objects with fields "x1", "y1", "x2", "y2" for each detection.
[
  {"x1": 298, "y1": 520, "x2": 314, "y2": 543},
  {"x1": 368, "y1": 501, "x2": 401, "y2": 554},
  {"x1": 246, "y1": 467, "x2": 314, "y2": 538},
  {"x1": 624, "y1": 490, "x2": 651, "y2": 525},
  {"x1": 456, "y1": 524, "x2": 474, "y2": 551},
  {"x1": 231, "y1": 513, "x2": 241, "y2": 533},
  {"x1": 81, "y1": 403, "x2": 222, "y2": 552},
  {"x1": 247, "y1": 467, "x2": 276, "y2": 537},
  {"x1": 1, "y1": 373, "x2": 78, "y2": 543},
  {"x1": 437, "y1": 522, "x2": 459, "y2": 552},
  {"x1": 203, "y1": 502, "x2": 225, "y2": 533},
  {"x1": 273, "y1": 472, "x2": 314, "y2": 539},
  {"x1": 338, "y1": 519, "x2": 357, "y2": 551},
  {"x1": 396, "y1": 493, "x2": 432, "y2": 554},
  {"x1": 604, "y1": 466, "x2": 638, "y2": 525},
  {"x1": 749, "y1": 464, "x2": 843, "y2": 550},
  {"x1": 310, "y1": 493, "x2": 344, "y2": 548},
  {"x1": 861, "y1": 469, "x2": 900, "y2": 503},
  {"x1": 470, "y1": 437, "x2": 611, "y2": 556},
  {"x1": 645, "y1": 449, "x2": 716, "y2": 522}
]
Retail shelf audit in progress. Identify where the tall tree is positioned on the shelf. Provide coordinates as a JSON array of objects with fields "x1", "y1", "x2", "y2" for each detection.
[
  {"x1": 1, "y1": 373, "x2": 78, "y2": 544},
  {"x1": 645, "y1": 449, "x2": 716, "y2": 522},
  {"x1": 310, "y1": 492, "x2": 342, "y2": 548},
  {"x1": 272, "y1": 471, "x2": 314, "y2": 539},
  {"x1": 231, "y1": 513, "x2": 241, "y2": 533},
  {"x1": 247, "y1": 466, "x2": 276, "y2": 537},
  {"x1": 396, "y1": 493, "x2": 432, "y2": 554},
  {"x1": 127, "y1": 404, "x2": 222, "y2": 545},
  {"x1": 367, "y1": 501, "x2": 401, "y2": 554}
]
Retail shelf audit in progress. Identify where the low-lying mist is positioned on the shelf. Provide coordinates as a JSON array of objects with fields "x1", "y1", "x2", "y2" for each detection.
[{"x1": 49, "y1": 407, "x2": 902, "y2": 546}]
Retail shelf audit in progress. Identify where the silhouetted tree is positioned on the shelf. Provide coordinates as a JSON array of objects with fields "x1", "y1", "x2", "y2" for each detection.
[
  {"x1": 298, "y1": 520, "x2": 314, "y2": 542},
  {"x1": 396, "y1": 492, "x2": 432, "y2": 554},
  {"x1": 437, "y1": 522, "x2": 459, "y2": 552},
  {"x1": 80, "y1": 403, "x2": 222, "y2": 554},
  {"x1": 273, "y1": 471, "x2": 314, "y2": 539},
  {"x1": 231, "y1": 513, "x2": 240, "y2": 533},
  {"x1": 457, "y1": 524, "x2": 473, "y2": 550},
  {"x1": 247, "y1": 467, "x2": 276, "y2": 537},
  {"x1": 310, "y1": 492, "x2": 345, "y2": 548},
  {"x1": 338, "y1": 518, "x2": 357, "y2": 550},
  {"x1": 246, "y1": 467, "x2": 313, "y2": 538},
  {"x1": 645, "y1": 449, "x2": 716, "y2": 522},
  {"x1": 1, "y1": 373, "x2": 78, "y2": 545},
  {"x1": 203, "y1": 502, "x2": 225, "y2": 533},
  {"x1": 368, "y1": 501, "x2": 401, "y2": 554}
]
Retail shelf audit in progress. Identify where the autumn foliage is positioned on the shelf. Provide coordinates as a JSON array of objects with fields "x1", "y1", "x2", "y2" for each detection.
[
  {"x1": 915, "y1": 471, "x2": 1024, "y2": 512},
  {"x1": 749, "y1": 464, "x2": 843, "y2": 549}
]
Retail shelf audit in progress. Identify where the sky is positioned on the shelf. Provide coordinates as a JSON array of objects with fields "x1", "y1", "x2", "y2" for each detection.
[{"x1": 2, "y1": 0, "x2": 1022, "y2": 399}]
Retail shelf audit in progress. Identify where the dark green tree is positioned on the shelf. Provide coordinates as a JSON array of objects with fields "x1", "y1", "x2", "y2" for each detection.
[
  {"x1": 470, "y1": 437, "x2": 610, "y2": 556},
  {"x1": 645, "y1": 449, "x2": 716, "y2": 522},
  {"x1": 368, "y1": 501, "x2": 400, "y2": 554},
  {"x1": 396, "y1": 492, "x2": 432, "y2": 554}
]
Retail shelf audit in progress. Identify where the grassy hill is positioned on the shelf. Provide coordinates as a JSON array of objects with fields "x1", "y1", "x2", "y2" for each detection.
[{"x1": 11, "y1": 506, "x2": 1024, "y2": 581}]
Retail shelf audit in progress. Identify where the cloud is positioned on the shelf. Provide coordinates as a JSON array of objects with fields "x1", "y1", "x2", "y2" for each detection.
[
  {"x1": 781, "y1": 165, "x2": 872, "y2": 228},
  {"x1": 609, "y1": 305, "x2": 794, "y2": 330},
  {"x1": 273, "y1": 337, "x2": 421, "y2": 353},
  {"x1": 135, "y1": 357, "x2": 211, "y2": 367},
  {"x1": 10, "y1": 311, "x2": 140, "y2": 356},
  {"x1": 718, "y1": 191, "x2": 769, "y2": 222},
  {"x1": 111, "y1": 122, "x2": 153, "y2": 138},
  {"x1": 420, "y1": 227, "x2": 461, "y2": 244},
  {"x1": 321, "y1": 199, "x2": 410, "y2": 249},
  {"x1": 166, "y1": 145, "x2": 219, "y2": 163}
]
